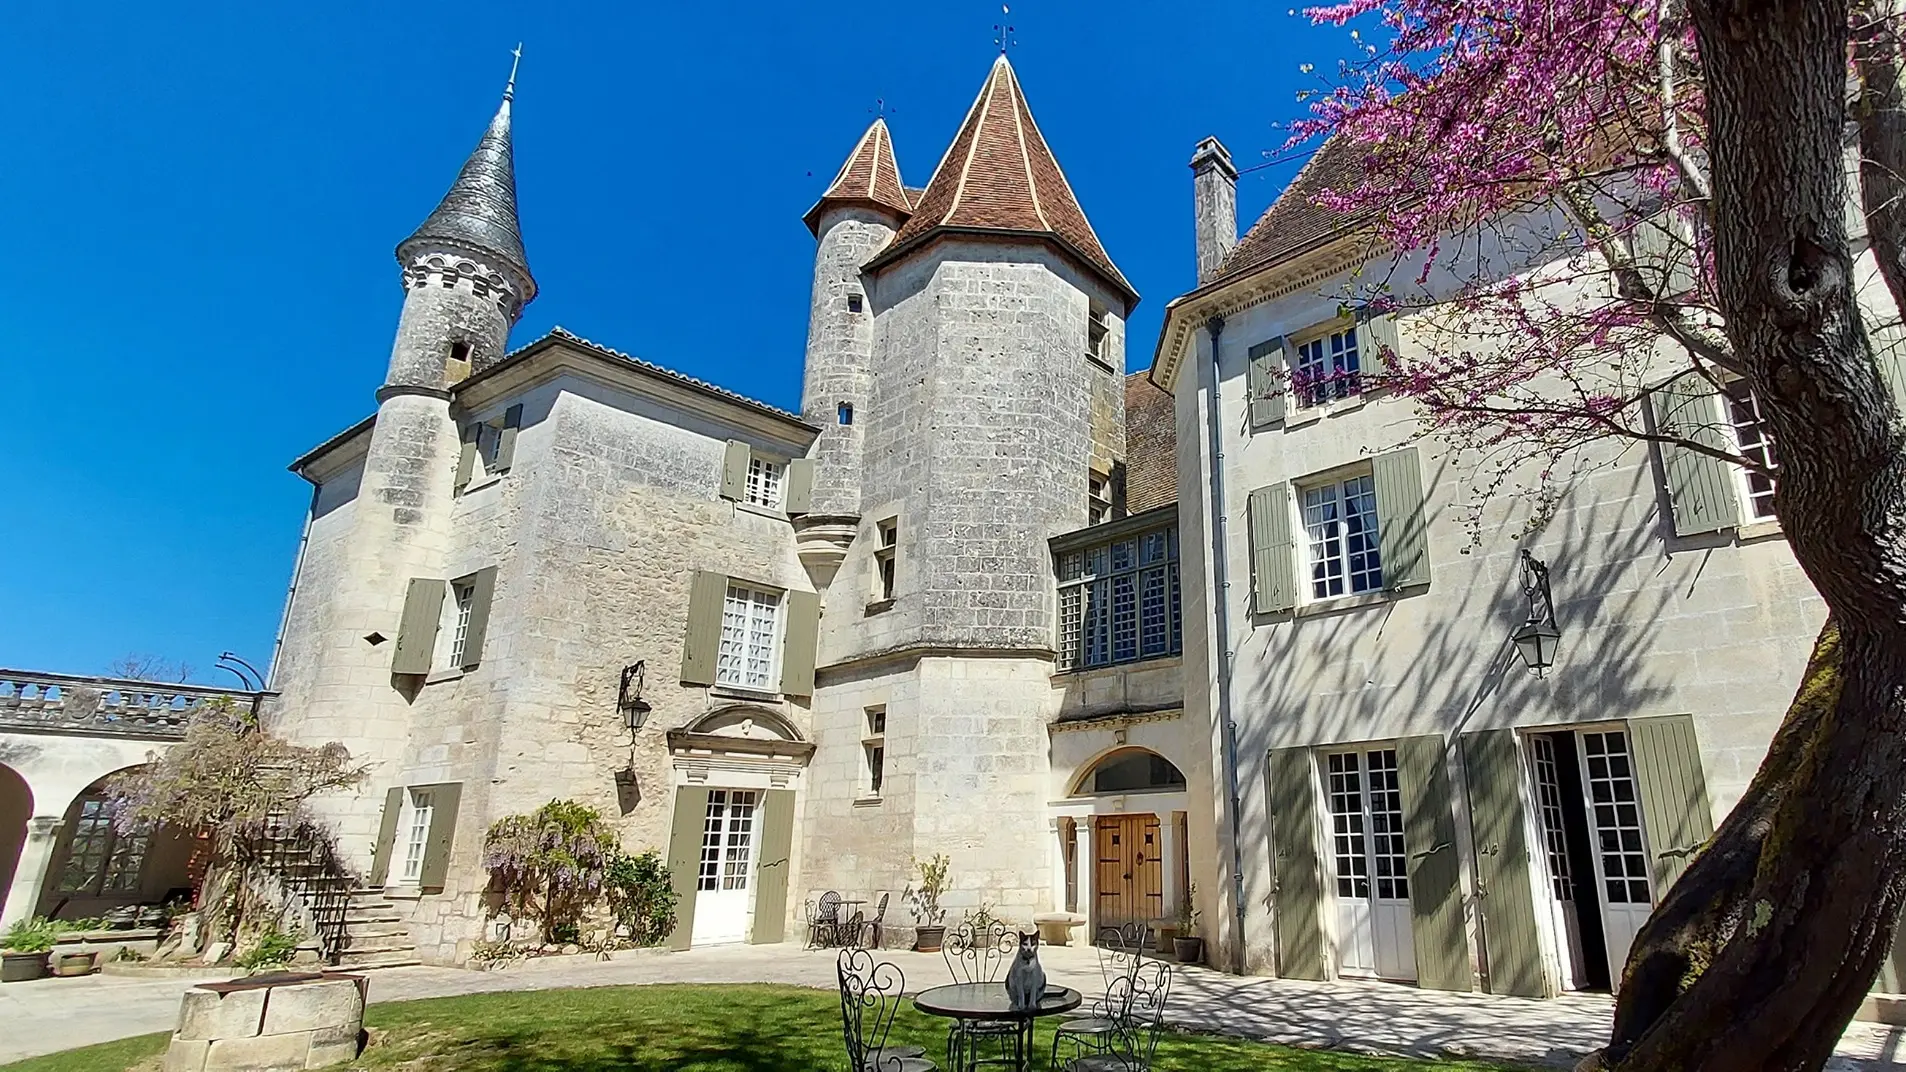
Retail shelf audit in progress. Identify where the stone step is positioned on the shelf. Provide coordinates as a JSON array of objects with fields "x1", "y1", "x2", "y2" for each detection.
[
  {"x1": 336, "y1": 941, "x2": 416, "y2": 957},
  {"x1": 344, "y1": 912, "x2": 403, "y2": 925},
  {"x1": 337, "y1": 956, "x2": 423, "y2": 971},
  {"x1": 342, "y1": 926, "x2": 411, "y2": 942}
]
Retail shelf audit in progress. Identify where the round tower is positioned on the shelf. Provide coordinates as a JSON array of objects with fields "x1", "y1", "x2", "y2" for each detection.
[{"x1": 798, "y1": 119, "x2": 912, "y2": 525}]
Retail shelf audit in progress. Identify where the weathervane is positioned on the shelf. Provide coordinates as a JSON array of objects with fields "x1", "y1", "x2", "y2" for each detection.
[
  {"x1": 505, "y1": 42, "x2": 523, "y2": 100},
  {"x1": 994, "y1": 4, "x2": 1016, "y2": 54},
  {"x1": 871, "y1": 97, "x2": 890, "y2": 118}
]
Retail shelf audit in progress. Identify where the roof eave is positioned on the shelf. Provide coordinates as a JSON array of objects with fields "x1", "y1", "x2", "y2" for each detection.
[
  {"x1": 288, "y1": 414, "x2": 377, "y2": 482},
  {"x1": 863, "y1": 224, "x2": 1140, "y2": 311},
  {"x1": 800, "y1": 196, "x2": 913, "y2": 237}
]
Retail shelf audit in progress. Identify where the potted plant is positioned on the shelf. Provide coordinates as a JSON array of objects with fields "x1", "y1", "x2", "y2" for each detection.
[
  {"x1": 906, "y1": 854, "x2": 951, "y2": 952},
  {"x1": 1171, "y1": 884, "x2": 1204, "y2": 964},
  {"x1": 2, "y1": 918, "x2": 58, "y2": 982}
]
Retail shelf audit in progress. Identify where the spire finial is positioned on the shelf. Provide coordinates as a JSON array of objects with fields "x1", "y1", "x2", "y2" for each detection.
[
  {"x1": 505, "y1": 42, "x2": 523, "y2": 101},
  {"x1": 993, "y1": 5, "x2": 1015, "y2": 55}
]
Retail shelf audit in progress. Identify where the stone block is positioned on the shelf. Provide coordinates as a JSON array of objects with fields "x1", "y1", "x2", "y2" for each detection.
[
  {"x1": 260, "y1": 978, "x2": 364, "y2": 1036},
  {"x1": 177, "y1": 987, "x2": 267, "y2": 1041},
  {"x1": 305, "y1": 1036, "x2": 360, "y2": 1069},
  {"x1": 204, "y1": 1030, "x2": 312, "y2": 1072},
  {"x1": 163, "y1": 1037, "x2": 211, "y2": 1072}
]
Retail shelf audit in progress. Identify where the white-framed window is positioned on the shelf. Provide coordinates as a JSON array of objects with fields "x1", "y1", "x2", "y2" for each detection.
[
  {"x1": 1301, "y1": 473, "x2": 1383, "y2": 599},
  {"x1": 745, "y1": 457, "x2": 785, "y2": 510},
  {"x1": 863, "y1": 707, "x2": 886, "y2": 796},
  {"x1": 476, "y1": 423, "x2": 503, "y2": 472},
  {"x1": 1087, "y1": 302, "x2": 1111, "y2": 365},
  {"x1": 1293, "y1": 326, "x2": 1363, "y2": 408},
  {"x1": 716, "y1": 584, "x2": 782, "y2": 689},
  {"x1": 449, "y1": 582, "x2": 476, "y2": 668},
  {"x1": 874, "y1": 518, "x2": 899, "y2": 602},
  {"x1": 1056, "y1": 524, "x2": 1182, "y2": 671},
  {"x1": 1722, "y1": 380, "x2": 1778, "y2": 520},
  {"x1": 57, "y1": 797, "x2": 150, "y2": 894},
  {"x1": 1088, "y1": 471, "x2": 1113, "y2": 525},
  {"x1": 400, "y1": 788, "x2": 435, "y2": 884}
]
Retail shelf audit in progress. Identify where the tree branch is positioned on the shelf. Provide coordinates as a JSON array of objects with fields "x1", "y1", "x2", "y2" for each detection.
[{"x1": 1855, "y1": 1, "x2": 1906, "y2": 323}]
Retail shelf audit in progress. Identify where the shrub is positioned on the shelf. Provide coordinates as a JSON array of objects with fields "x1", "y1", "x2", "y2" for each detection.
[
  {"x1": 2, "y1": 918, "x2": 59, "y2": 954},
  {"x1": 235, "y1": 924, "x2": 302, "y2": 971},
  {"x1": 483, "y1": 799, "x2": 618, "y2": 944},
  {"x1": 606, "y1": 850, "x2": 678, "y2": 947}
]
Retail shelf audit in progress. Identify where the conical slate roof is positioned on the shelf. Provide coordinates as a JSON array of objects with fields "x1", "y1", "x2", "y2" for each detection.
[
  {"x1": 879, "y1": 55, "x2": 1133, "y2": 303},
  {"x1": 803, "y1": 118, "x2": 913, "y2": 233},
  {"x1": 398, "y1": 90, "x2": 536, "y2": 301}
]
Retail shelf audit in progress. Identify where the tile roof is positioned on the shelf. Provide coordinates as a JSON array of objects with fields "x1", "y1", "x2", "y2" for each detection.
[
  {"x1": 803, "y1": 118, "x2": 914, "y2": 234},
  {"x1": 1208, "y1": 136, "x2": 1365, "y2": 287},
  {"x1": 877, "y1": 55, "x2": 1134, "y2": 303},
  {"x1": 1123, "y1": 372, "x2": 1177, "y2": 512},
  {"x1": 399, "y1": 91, "x2": 535, "y2": 302},
  {"x1": 523, "y1": 327, "x2": 811, "y2": 425}
]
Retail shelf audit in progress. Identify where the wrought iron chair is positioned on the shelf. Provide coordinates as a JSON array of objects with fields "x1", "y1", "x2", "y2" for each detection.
[
  {"x1": 1049, "y1": 925, "x2": 1149, "y2": 1067},
  {"x1": 839, "y1": 908, "x2": 867, "y2": 950},
  {"x1": 940, "y1": 922, "x2": 1017, "y2": 1071},
  {"x1": 838, "y1": 947, "x2": 934, "y2": 1071},
  {"x1": 810, "y1": 891, "x2": 844, "y2": 948},
  {"x1": 1057, "y1": 961, "x2": 1172, "y2": 1072},
  {"x1": 862, "y1": 892, "x2": 892, "y2": 949}
]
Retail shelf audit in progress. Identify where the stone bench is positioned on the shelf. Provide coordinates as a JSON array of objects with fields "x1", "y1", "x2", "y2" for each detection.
[{"x1": 164, "y1": 971, "x2": 366, "y2": 1071}]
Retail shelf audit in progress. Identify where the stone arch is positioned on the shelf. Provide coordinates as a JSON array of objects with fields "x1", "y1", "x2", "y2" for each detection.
[
  {"x1": 683, "y1": 705, "x2": 806, "y2": 744},
  {"x1": 1066, "y1": 747, "x2": 1188, "y2": 798},
  {"x1": 0, "y1": 763, "x2": 30, "y2": 919},
  {"x1": 37, "y1": 764, "x2": 198, "y2": 922}
]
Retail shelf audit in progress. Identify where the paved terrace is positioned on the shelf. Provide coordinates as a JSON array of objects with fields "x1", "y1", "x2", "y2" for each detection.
[{"x1": 2, "y1": 942, "x2": 1900, "y2": 1069}]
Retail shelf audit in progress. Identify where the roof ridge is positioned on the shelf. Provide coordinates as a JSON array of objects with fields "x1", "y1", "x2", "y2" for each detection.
[
  {"x1": 1001, "y1": 62, "x2": 1050, "y2": 231},
  {"x1": 531, "y1": 326, "x2": 808, "y2": 424},
  {"x1": 803, "y1": 117, "x2": 913, "y2": 234},
  {"x1": 944, "y1": 62, "x2": 1002, "y2": 223}
]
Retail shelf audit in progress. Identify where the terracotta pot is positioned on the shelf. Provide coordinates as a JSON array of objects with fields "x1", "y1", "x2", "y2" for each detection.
[
  {"x1": 51, "y1": 950, "x2": 97, "y2": 977},
  {"x1": 1, "y1": 951, "x2": 47, "y2": 982},
  {"x1": 913, "y1": 925, "x2": 946, "y2": 953},
  {"x1": 1171, "y1": 936, "x2": 1204, "y2": 964}
]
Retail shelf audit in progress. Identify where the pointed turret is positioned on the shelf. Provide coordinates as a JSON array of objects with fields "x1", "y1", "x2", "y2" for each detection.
[
  {"x1": 398, "y1": 84, "x2": 536, "y2": 307},
  {"x1": 873, "y1": 54, "x2": 1134, "y2": 306},
  {"x1": 803, "y1": 118, "x2": 912, "y2": 234}
]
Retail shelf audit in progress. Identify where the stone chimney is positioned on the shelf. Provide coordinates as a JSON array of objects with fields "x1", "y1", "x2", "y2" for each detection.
[{"x1": 1191, "y1": 137, "x2": 1238, "y2": 284}]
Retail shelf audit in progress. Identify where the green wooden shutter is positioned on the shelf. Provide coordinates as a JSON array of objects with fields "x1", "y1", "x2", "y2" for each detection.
[
  {"x1": 416, "y1": 782, "x2": 462, "y2": 891},
  {"x1": 1869, "y1": 315, "x2": 1906, "y2": 419},
  {"x1": 1460, "y1": 730, "x2": 1549, "y2": 998},
  {"x1": 1648, "y1": 377, "x2": 1740, "y2": 536},
  {"x1": 1631, "y1": 212, "x2": 1696, "y2": 298},
  {"x1": 392, "y1": 578, "x2": 446, "y2": 675},
  {"x1": 785, "y1": 459, "x2": 814, "y2": 515},
  {"x1": 1627, "y1": 715, "x2": 1716, "y2": 894},
  {"x1": 750, "y1": 789, "x2": 796, "y2": 944},
  {"x1": 667, "y1": 786, "x2": 712, "y2": 950},
  {"x1": 454, "y1": 424, "x2": 480, "y2": 494},
  {"x1": 1247, "y1": 339, "x2": 1286, "y2": 428},
  {"x1": 681, "y1": 571, "x2": 729, "y2": 685},
  {"x1": 494, "y1": 404, "x2": 523, "y2": 473},
  {"x1": 367, "y1": 786, "x2": 404, "y2": 887},
  {"x1": 720, "y1": 440, "x2": 751, "y2": 500},
  {"x1": 779, "y1": 589, "x2": 820, "y2": 697},
  {"x1": 1247, "y1": 483, "x2": 1296, "y2": 615},
  {"x1": 1265, "y1": 747, "x2": 1325, "y2": 980},
  {"x1": 1372, "y1": 448, "x2": 1431, "y2": 590},
  {"x1": 1360, "y1": 312, "x2": 1400, "y2": 381},
  {"x1": 459, "y1": 566, "x2": 498, "y2": 670},
  {"x1": 1397, "y1": 734, "x2": 1472, "y2": 993}
]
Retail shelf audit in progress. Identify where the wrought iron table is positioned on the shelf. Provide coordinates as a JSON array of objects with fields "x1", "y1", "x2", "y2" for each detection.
[{"x1": 913, "y1": 982, "x2": 1083, "y2": 1071}]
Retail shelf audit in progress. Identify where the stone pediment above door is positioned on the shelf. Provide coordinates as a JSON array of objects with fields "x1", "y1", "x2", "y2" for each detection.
[{"x1": 666, "y1": 705, "x2": 815, "y2": 764}]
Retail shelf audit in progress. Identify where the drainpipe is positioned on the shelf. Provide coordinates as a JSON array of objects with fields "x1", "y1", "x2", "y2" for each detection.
[{"x1": 1202, "y1": 314, "x2": 1248, "y2": 974}]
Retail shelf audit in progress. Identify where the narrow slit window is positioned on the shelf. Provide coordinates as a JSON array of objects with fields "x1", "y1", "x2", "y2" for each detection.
[
  {"x1": 874, "y1": 518, "x2": 898, "y2": 601},
  {"x1": 838, "y1": 402, "x2": 854, "y2": 425},
  {"x1": 847, "y1": 293, "x2": 864, "y2": 313}
]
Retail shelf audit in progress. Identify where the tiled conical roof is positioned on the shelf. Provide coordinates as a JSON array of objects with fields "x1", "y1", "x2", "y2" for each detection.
[
  {"x1": 877, "y1": 55, "x2": 1134, "y2": 304},
  {"x1": 803, "y1": 118, "x2": 913, "y2": 234},
  {"x1": 398, "y1": 89, "x2": 536, "y2": 302}
]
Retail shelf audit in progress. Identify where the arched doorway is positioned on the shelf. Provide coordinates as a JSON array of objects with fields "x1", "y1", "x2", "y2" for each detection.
[
  {"x1": 1058, "y1": 748, "x2": 1190, "y2": 939},
  {"x1": 0, "y1": 764, "x2": 30, "y2": 920},
  {"x1": 38, "y1": 769, "x2": 197, "y2": 922}
]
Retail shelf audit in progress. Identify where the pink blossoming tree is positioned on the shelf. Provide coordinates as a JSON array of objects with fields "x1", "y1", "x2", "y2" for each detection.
[{"x1": 1285, "y1": 0, "x2": 1906, "y2": 1068}]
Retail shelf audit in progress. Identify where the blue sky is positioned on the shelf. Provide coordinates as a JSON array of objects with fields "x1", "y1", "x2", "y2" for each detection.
[{"x1": 0, "y1": 1, "x2": 1346, "y2": 683}]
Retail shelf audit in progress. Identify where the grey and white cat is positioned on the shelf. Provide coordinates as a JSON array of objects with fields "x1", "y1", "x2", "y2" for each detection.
[{"x1": 1004, "y1": 930, "x2": 1047, "y2": 1011}]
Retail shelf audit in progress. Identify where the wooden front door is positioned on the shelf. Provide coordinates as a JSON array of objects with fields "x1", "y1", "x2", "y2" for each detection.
[{"x1": 1093, "y1": 814, "x2": 1163, "y2": 931}]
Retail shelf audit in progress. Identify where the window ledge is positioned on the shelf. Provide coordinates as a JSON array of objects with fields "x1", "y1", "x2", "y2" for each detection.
[
  {"x1": 458, "y1": 474, "x2": 503, "y2": 497},
  {"x1": 425, "y1": 668, "x2": 468, "y2": 685},
  {"x1": 1738, "y1": 518, "x2": 1785, "y2": 542},
  {"x1": 1285, "y1": 393, "x2": 1369, "y2": 429},
  {"x1": 736, "y1": 501, "x2": 790, "y2": 523},
  {"x1": 864, "y1": 598, "x2": 895, "y2": 617},
  {"x1": 1085, "y1": 352, "x2": 1117, "y2": 374},
  {"x1": 1295, "y1": 589, "x2": 1393, "y2": 618},
  {"x1": 854, "y1": 793, "x2": 883, "y2": 807},
  {"x1": 708, "y1": 684, "x2": 785, "y2": 704}
]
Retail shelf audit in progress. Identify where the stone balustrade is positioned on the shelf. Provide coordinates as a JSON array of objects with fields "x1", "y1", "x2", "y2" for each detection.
[{"x1": 0, "y1": 669, "x2": 267, "y2": 740}]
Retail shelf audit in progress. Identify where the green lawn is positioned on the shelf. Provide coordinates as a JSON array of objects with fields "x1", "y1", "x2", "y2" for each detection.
[{"x1": 0, "y1": 983, "x2": 1523, "y2": 1072}]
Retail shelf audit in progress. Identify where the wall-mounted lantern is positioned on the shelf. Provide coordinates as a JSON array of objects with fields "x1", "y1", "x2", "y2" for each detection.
[
  {"x1": 618, "y1": 660, "x2": 652, "y2": 733},
  {"x1": 1512, "y1": 549, "x2": 1562, "y2": 675}
]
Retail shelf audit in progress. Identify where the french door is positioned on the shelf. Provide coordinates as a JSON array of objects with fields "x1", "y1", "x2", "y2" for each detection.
[
  {"x1": 1324, "y1": 749, "x2": 1417, "y2": 981},
  {"x1": 1579, "y1": 731, "x2": 1654, "y2": 975},
  {"x1": 1529, "y1": 736, "x2": 1589, "y2": 989},
  {"x1": 690, "y1": 789, "x2": 759, "y2": 945}
]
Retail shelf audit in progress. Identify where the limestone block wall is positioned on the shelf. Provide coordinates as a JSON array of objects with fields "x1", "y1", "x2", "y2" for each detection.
[
  {"x1": 801, "y1": 206, "x2": 898, "y2": 518},
  {"x1": 386, "y1": 251, "x2": 517, "y2": 388},
  {"x1": 269, "y1": 457, "x2": 364, "y2": 700},
  {"x1": 802, "y1": 662, "x2": 923, "y2": 932}
]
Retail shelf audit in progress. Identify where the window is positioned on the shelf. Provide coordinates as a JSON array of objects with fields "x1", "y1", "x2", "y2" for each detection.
[
  {"x1": 716, "y1": 584, "x2": 782, "y2": 689},
  {"x1": 697, "y1": 789, "x2": 759, "y2": 892},
  {"x1": 476, "y1": 424, "x2": 503, "y2": 471},
  {"x1": 446, "y1": 341, "x2": 474, "y2": 384},
  {"x1": 838, "y1": 402, "x2": 854, "y2": 425},
  {"x1": 449, "y1": 582, "x2": 475, "y2": 668},
  {"x1": 1301, "y1": 474, "x2": 1383, "y2": 599},
  {"x1": 1582, "y1": 731, "x2": 1652, "y2": 905},
  {"x1": 58, "y1": 797, "x2": 149, "y2": 894},
  {"x1": 867, "y1": 707, "x2": 886, "y2": 735},
  {"x1": 1723, "y1": 380, "x2": 1778, "y2": 520},
  {"x1": 1056, "y1": 523, "x2": 1182, "y2": 671},
  {"x1": 874, "y1": 518, "x2": 898, "y2": 602},
  {"x1": 400, "y1": 788, "x2": 434, "y2": 884},
  {"x1": 864, "y1": 743, "x2": 885, "y2": 794},
  {"x1": 1088, "y1": 472, "x2": 1113, "y2": 525},
  {"x1": 862, "y1": 706, "x2": 886, "y2": 796},
  {"x1": 1294, "y1": 325, "x2": 1363, "y2": 408},
  {"x1": 1087, "y1": 303, "x2": 1111, "y2": 365},
  {"x1": 1326, "y1": 749, "x2": 1408, "y2": 901},
  {"x1": 847, "y1": 293, "x2": 864, "y2": 313},
  {"x1": 745, "y1": 457, "x2": 785, "y2": 510},
  {"x1": 1086, "y1": 751, "x2": 1186, "y2": 794}
]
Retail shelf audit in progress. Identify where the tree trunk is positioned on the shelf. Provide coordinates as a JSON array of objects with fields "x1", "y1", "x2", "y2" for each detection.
[{"x1": 1602, "y1": 2, "x2": 1906, "y2": 1069}]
